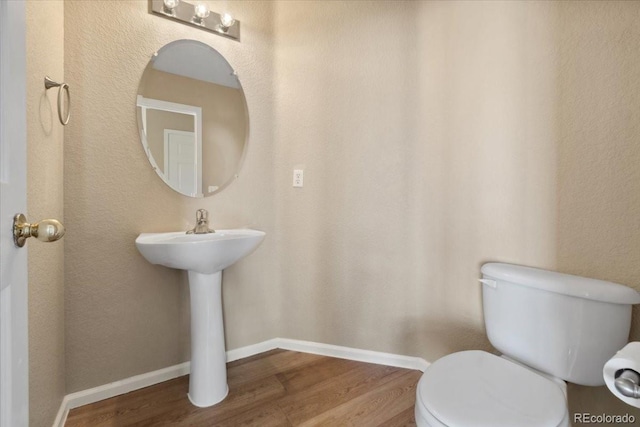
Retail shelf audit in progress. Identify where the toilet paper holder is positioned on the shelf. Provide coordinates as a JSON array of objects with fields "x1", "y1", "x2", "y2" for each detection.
[{"x1": 615, "y1": 369, "x2": 640, "y2": 399}]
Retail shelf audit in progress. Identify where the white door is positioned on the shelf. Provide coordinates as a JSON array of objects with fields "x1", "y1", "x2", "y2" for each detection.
[
  {"x1": 164, "y1": 129, "x2": 199, "y2": 197},
  {"x1": 0, "y1": 1, "x2": 29, "y2": 426}
]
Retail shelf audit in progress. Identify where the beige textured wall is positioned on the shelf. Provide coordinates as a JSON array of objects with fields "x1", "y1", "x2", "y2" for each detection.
[
  {"x1": 64, "y1": 0, "x2": 277, "y2": 392},
  {"x1": 556, "y1": 1, "x2": 640, "y2": 422},
  {"x1": 26, "y1": 1, "x2": 65, "y2": 425},
  {"x1": 273, "y1": 0, "x2": 639, "y2": 419},
  {"x1": 61, "y1": 1, "x2": 640, "y2": 422},
  {"x1": 273, "y1": 0, "x2": 557, "y2": 361}
]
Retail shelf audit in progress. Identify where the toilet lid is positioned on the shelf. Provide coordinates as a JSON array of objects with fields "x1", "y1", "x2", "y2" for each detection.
[{"x1": 417, "y1": 351, "x2": 566, "y2": 427}]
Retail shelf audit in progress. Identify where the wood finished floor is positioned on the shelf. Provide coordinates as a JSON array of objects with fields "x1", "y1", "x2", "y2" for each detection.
[{"x1": 65, "y1": 349, "x2": 422, "y2": 427}]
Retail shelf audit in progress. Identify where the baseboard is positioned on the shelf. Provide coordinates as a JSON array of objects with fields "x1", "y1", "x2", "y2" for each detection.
[
  {"x1": 51, "y1": 362, "x2": 190, "y2": 427},
  {"x1": 52, "y1": 338, "x2": 428, "y2": 427},
  {"x1": 276, "y1": 338, "x2": 430, "y2": 372},
  {"x1": 51, "y1": 400, "x2": 68, "y2": 427},
  {"x1": 226, "y1": 337, "x2": 280, "y2": 362}
]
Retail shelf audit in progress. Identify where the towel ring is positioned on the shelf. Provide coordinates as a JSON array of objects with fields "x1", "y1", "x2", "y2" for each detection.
[{"x1": 44, "y1": 76, "x2": 70, "y2": 126}]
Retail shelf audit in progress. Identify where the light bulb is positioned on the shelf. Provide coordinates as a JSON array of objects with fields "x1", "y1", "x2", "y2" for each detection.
[
  {"x1": 194, "y1": 3, "x2": 210, "y2": 20},
  {"x1": 162, "y1": 0, "x2": 179, "y2": 13},
  {"x1": 220, "y1": 13, "x2": 235, "y2": 29}
]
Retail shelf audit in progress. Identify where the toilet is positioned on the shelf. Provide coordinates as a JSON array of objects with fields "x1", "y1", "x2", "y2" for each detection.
[{"x1": 415, "y1": 263, "x2": 640, "y2": 427}]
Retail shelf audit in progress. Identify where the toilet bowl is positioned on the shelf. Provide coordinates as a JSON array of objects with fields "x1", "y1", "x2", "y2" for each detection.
[
  {"x1": 414, "y1": 351, "x2": 569, "y2": 427},
  {"x1": 414, "y1": 263, "x2": 640, "y2": 427}
]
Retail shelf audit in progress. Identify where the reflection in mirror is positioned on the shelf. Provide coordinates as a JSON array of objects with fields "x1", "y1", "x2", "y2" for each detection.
[
  {"x1": 137, "y1": 97, "x2": 202, "y2": 196},
  {"x1": 137, "y1": 40, "x2": 249, "y2": 198}
]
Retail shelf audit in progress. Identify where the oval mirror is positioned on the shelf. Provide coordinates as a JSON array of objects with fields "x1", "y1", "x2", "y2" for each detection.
[{"x1": 136, "y1": 40, "x2": 248, "y2": 197}]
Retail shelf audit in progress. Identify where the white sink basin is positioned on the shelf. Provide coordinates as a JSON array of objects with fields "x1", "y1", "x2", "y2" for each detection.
[
  {"x1": 135, "y1": 229, "x2": 265, "y2": 274},
  {"x1": 135, "y1": 229, "x2": 265, "y2": 408}
]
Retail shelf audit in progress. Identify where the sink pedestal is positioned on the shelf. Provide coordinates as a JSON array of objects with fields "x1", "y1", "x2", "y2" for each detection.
[
  {"x1": 187, "y1": 271, "x2": 228, "y2": 407},
  {"x1": 135, "y1": 229, "x2": 266, "y2": 407}
]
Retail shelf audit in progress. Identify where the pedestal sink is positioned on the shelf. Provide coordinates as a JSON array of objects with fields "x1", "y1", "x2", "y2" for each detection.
[{"x1": 135, "y1": 229, "x2": 265, "y2": 407}]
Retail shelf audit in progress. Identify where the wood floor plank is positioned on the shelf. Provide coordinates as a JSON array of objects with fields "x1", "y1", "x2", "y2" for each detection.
[
  {"x1": 377, "y1": 406, "x2": 418, "y2": 427},
  {"x1": 65, "y1": 377, "x2": 189, "y2": 426},
  {"x1": 297, "y1": 370, "x2": 422, "y2": 426},
  {"x1": 227, "y1": 350, "x2": 324, "y2": 388},
  {"x1": 129, "y1": 374, "x2": 286, "y2": 427},
  {"x1": 276, "y1": 361, "x2": 402, "y2": 425},
  {"x1": 275, "y1": 356, "x2": 363, "y2": 393},
  {"x1": 193, "y1": 401, "x2": 292, "y2": 427},
  {"x1": 65, "y1": 350, "x2": 422, "y2": 427}
]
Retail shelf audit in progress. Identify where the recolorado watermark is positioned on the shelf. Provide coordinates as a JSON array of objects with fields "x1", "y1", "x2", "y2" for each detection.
[{"x1": 574, "y1": 413, "x2": 636, "y2": 424}]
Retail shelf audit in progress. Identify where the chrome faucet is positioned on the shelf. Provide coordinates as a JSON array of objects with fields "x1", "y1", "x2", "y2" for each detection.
[{"x1": 186, "y1": 209, "x2": 215, "y2": 234}]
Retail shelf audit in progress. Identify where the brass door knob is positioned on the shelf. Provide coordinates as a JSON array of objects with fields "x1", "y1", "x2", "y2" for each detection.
[{"x1": 13, "y1": 213, "x2": 65, "y2": 248}]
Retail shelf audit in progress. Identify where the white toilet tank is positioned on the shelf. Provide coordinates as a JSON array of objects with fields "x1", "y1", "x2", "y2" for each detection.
[{"x1": 481, "y1": 263, "x2": 640, "y2": 386}]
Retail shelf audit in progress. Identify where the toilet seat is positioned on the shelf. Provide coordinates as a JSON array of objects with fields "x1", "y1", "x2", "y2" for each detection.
[{"x1": 416, "y1": 350, "x2": 567, "y2": 427}]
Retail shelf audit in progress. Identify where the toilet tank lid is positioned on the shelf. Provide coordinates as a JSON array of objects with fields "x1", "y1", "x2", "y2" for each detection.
[{"x1": 481, "y1": 263, "x2": 640, "y2": 305}]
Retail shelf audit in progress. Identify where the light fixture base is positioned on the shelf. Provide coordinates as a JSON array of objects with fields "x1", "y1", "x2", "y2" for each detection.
[{"x1": 149, "y1": 0, "x2": 240, "y2": 41}]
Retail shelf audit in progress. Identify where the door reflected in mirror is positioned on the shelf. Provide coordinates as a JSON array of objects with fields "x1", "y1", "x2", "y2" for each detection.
[{"x1": 137, "y1": 40, "x2": 248, "y2": 198}]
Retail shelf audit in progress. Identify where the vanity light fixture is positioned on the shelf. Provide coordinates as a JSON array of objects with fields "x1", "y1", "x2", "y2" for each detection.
[
  {"x1": 192, "y1": 3, "x2": 210, "y2": 25},
  {"x1": 162, "y1": 0, "x2": 179, "y2": 15},
  {"x1": 149, "y1": 0, "x2": 240, "y2": 41},
  {"x1": 219, "y1": 13, "x2": 236, "y2": 32}
]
